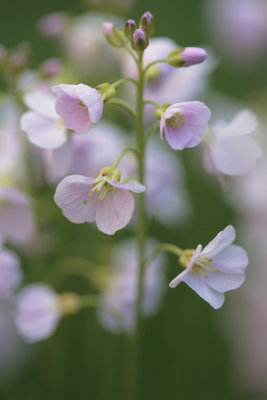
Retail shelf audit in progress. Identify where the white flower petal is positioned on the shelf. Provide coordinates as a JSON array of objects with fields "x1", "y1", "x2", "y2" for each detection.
[
  {"x1": 108, "y1": 180, "x2": 146, "y2": 193},
  {"x1": 210, "y1": 136, "x2": 262, "y2": 176},
  {"x1": 182, "y1": 273, "x2": 225, "y2": 309},
  {"x1": 23, "y1": 90, "x2": 58, "y2": 119},
  {"x1": 201, "y1": 225, "x2": 236, "y2": 258},
  {"x1": 21, "y1": 111, "x2": 67, "y2": 149},
  {"x1": 218, "y1": 109, "x2": 258, "y2": 138}
]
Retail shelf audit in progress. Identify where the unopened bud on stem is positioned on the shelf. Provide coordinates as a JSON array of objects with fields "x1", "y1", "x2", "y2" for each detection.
[
  {"x1": 132, "y1": 28, "x2": 148, "y2": 52},
  {"x1": 102, "y1": 22, "x2": 126, "y2": 48},
  {"x1": 124, "y1": 19, "x2": 137, "y2": 41},
  {"x1": 167, "y1": 47, "x2": 207, "y2": 67},
  {"x1": 139, "y1": 11, "x2": 155, "y2": 37}
]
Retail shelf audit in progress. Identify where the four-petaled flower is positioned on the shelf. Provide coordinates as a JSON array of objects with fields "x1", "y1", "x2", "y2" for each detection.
[
  {"x1": 160, "y1": 101, "x2": 211, "y2": 150},
  {"x1": 52, "y1": 83, "x2": 103, "y2": 134},
  {"x1": 54, "y1": 167, "x2": 145, "y2": 235},
  {"x1": 169, "y1": 225, "x2": 249, "y2": 308}
]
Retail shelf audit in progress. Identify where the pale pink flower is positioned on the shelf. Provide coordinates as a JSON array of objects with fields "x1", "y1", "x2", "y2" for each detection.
[
  {"x1": 20, "y1": 89, "x2": 67, "y2": 149},
  {"x1": 203, "y1": 110, "x2": 262, "y2": 176},
  {"x1": 160, "y1": 101, "x2": 211, "y2": 150},
  {"x1": 15, "y1": 284, "x2": 61, "y2": 343},
  {"x1": 97, "y1": 238, "x2": 167, "y2": 333},
  {"x1": 54, "y1": 173, "x2": 145, "y2": 235},
  {"x1": 169, "y1": 225, "x2": 248, "y2": 309},
  {"x1": 52, "y1": 84, "x2": 103, "y2": 134},
  {"x1": 0, "y1": 186, "x2": 34, "y2": 244},
  {"x1": 0, "y1": 247, "x2": 22, "y2": 298}
]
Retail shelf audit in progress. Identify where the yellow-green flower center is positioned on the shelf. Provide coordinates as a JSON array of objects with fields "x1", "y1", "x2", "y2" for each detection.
[
  {"x1": 89, "y1": 166, "x2": 121, "y2": 202},
  {"x1": 166, "y1": 112, "x2": 186, "y2": 127}
]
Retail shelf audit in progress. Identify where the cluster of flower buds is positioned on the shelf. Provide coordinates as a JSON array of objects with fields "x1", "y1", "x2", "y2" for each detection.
[{"x1": 102, "y1": 11, "x2": 155, "y2": 52}]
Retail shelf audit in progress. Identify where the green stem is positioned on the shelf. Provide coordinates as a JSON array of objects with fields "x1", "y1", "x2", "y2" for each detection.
[
  {"x1": 112, "y1": 147, "x2": 139, "y2": 168},
  {"x1": 125, "y1": 51, "x2": 146, "y2": 400},
  {"x1": 111, "y1": 77, "x2": 137, "y2": 89},
  {"x1": 79, "y1": 294, "x2": 99, "y2": 308},
  {"x1": 145, "y1": 243, "x2": 184, "y2": 267},
  {"x1": 143, "y1": 99, "x2": 161, "y2": 108},
  {"x1": 143, "y1": 58, "x2": 167, "y2": 75},
  {"x1": 124, "y1": 47, "x2": 139, "y2": 64},
  {"x1": 106, "y1": 97, "x2": 136, "y2": 119}
]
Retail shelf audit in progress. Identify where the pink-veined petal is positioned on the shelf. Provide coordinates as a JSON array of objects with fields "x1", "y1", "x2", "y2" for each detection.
[
  {"x1": 96, "y1": 189, "x2": 134, "y2": 235},
  {"x1": 75, "y1": 84, "x2": 103, "y2": 124},
  {"x1": 54, "y1": 175, "x2": 97, "y2": 223},
  {"x1": 55, "y1": 96, "x2": 92, "y2": 134}
]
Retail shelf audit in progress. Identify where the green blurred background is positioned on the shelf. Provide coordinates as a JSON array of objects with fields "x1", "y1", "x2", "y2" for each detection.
[{"x1": 0, "y1": 0, "x2": 266, "y2": 399}]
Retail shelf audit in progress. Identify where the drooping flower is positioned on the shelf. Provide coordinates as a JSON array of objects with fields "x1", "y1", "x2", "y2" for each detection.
[
  {"x1": 20, "y1": 89, "x2": 67, "y2": 149},
  {"x1": 203, "y1": 109, "x2": 262, "y2": 176},
  {"x1": 97, "y1": 238, "x2": 167, "y2": 333},
  {"x1": 52, "y1": 83, "x2": 103, "y2": 134},
  {"x1": 169, "y1": 225, "x2": 249, "y2": 309},
  {"x1": 54, "y1": 167, "x2": 145, "y2": 235},
  {"x1": 15, "y1": 284, "x2": 80, "y2": 342},
  {"x1": 0, "y1": 186, "x2": 34, "y2": 244},
  {"x1": 160, "y1": 101, "x2": 211, "y2": 150},
  {"x1": 0, "y1": 247, "x2": 22, "y2": 298}
]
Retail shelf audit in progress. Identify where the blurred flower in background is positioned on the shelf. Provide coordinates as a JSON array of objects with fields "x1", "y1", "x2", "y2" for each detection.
[{"x1": 203, "y1": 0, "x2": 267, "y2": 68}]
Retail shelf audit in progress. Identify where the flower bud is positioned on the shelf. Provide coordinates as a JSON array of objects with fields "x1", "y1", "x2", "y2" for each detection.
[
  {"x1": 132, "y1": 28, "x2": 148, "y2": 52},
  {"x1": 39, "y1": 58, "x2": 62, "y2": 78},
  {"x1": 155, "y1": 103, "x2": 170, "y2": 120},
  {"x1": 139, "y1": 11, "x2": 155, "y2": 37},
  {"x1": 96, "y1": 82, "x2": 116, "y2": 101},
  {"x1": 102, "y1": 22, "x2": 126, "y2": 48},
  {"x1": 124, "y1": 19, "x2": 137, "y2": 41},
  {"x1": 167, "y1": 47, "x2": 207, "y2": 67}
]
